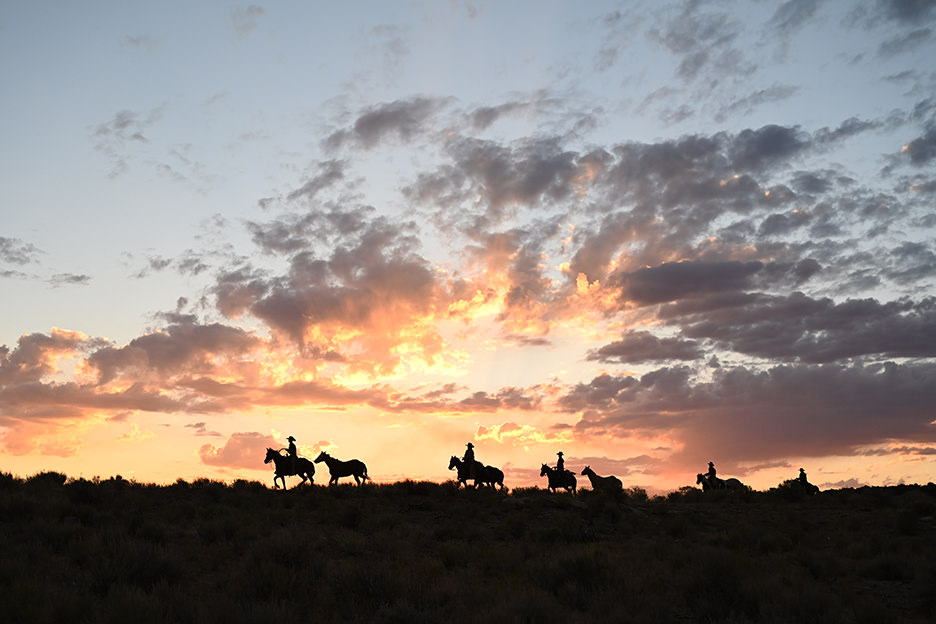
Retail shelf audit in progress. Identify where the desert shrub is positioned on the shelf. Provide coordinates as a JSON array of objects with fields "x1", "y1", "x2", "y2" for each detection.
[
  {"x1": 231, "y1": 478, "x2": 266, "y2": 491},
  {"x1": 679, "y1": 547, "x2": 765, "y2": 622},
  {"x1": 859, "y1": 552, "x2": 914, "y2": 581},
  {"x1": 498, "y1": 510, "x2": 530, "y2": 540},
  {"x1": 4, "y1": 476, "x2": 936, "y2": 623},
  {"x1": 0, "y1": 577, "x2": 92, "y2": 624},
  {"x1": 382, "y1": 479, "x2": 440, "y2": 497},
  {"x1": 0, "y1": 471, "x2": 20, "y2": 490},
  {"x1": 133, "y1": 520, "x2": 169, "y2": 546},
  {"x1": 25, "y1": 471, "x2": 67, "y2": 489},
  {"x1": 795, "y1": 546, "x2": 845, "y2": 581},
  {"x1": 65, "y1": 477, "x2": 103, "y2": 505},
  {"x1": 752, "y1": 567, "x2": 841, "y2": 624},
  {"x1": 509, "y1": 486, "x2": 542, "y2": 497},
  {"x1": 97, "y1": 585, "x2": 170, "y2": 624},
  {"x1": 896, "y1": 507, "x2": 921, "y2": 535},
  {"x1": 668, "y1": 485, "x2": 704, "y2": 502},
  {"x1": 767, "y1": 478, "x2": 816, "y2": 502},
  {"x1": 87, "y1": 534, "x2": 184, "y2": 594},
  {"x1": 371, "y1": 601, "x2": 442, "y2": 624},
  {"x1": 528, "y1": 546, "x2": 613, "y2": 611},
  {"x1": 624, "y1": 486, "x2": 648, "y2": 502}
]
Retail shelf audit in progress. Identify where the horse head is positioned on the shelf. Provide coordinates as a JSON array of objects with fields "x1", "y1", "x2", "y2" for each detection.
[
  {"x1": 696, "y1": 473, "x2": 705, "y2": 484},
  {"x1": 540, "y1": 463, "x2": 550, "y2": 477},
  {"x1": 314, "y1": 451, "x2": 329, "y2": 464},
  {"x1": 582, "y1": 465, "x2": 592, "y2": 476},
  {"x1": 448, "y1": 456, "x2": 459, "y2": 470},
  {"x1": 264, "y1": 448, "x2": 278, "y2": 464}
]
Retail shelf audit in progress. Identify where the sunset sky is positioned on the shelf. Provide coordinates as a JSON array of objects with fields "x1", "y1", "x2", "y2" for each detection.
[{"x1": 2, "y1": 1, "x2": 935, "y2": 492}]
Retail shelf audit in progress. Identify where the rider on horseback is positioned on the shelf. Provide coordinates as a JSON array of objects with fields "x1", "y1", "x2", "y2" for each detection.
[
  {"x1": 557, "y1": 451, "x2": 575, "y2": 480},
  {"x1": 464, "y1": 442, "x2": 477, "y2": 480},
  {"x1": 703, "y1": 461, "x2": 724, "y2": 489},
  {"x1": 286, "y1": 436, "x2": 298, "y2": 473}
]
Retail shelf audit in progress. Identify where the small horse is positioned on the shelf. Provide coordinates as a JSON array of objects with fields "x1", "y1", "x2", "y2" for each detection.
[
  {"x1": 800, "y1": 480, "x2": 820, "y2": 495},
  {"x1": 264, "y1": 448, "x2": 315, "y2": 489},
  {"x1": 581, "y1": 466, "x2": 623, "y2": 492},
  {"x1": 314, "y1": 451, "x2": 369, "y2": 486},
  {"x1": 541, "y1": 463, "x2": 576, "y2": 494},
  {"x1": 697, "y1": 473, "x2": 745, "y2": 491},
  {"x1": 448, "y1": 456, "x2": 505, "y2": 490}
]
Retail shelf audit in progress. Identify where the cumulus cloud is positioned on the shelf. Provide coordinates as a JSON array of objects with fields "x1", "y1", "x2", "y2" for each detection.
[
  {"x1": 231, "y1": 5, "x2": 266, "y2": 36},
  {"x1": 587, "y1": 330, "x2": 703, "y2": 364},
  {"x1": 199, "y1": 431, "x2": 277, "y2": 469},
  {"x1": 326, "y1": 97, "x2": 448, "y2": 151},
  {"x1": 0, "y1": 237, "x2": 42, "y2": 266},
  {"x1": 901, "y1": 125, "x2": 936, "y2": 164},
  {"x1": 562, "y1": 362, "x2": 936, "y2": 469},
  {"x1": 5, "y1": 5, "x2": 936, "y2": 489},
  {"x1": 47, "y1": 273, "x2": 91, "y2": 288},
  {"x1": 87, "y1": 322, "x2": 262, "y2": 384}
]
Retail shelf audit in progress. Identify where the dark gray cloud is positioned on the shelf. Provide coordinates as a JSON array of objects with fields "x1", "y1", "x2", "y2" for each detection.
[
  {"x1": 616, "y1": 260, "x2": 766, "y2": 305},
  {"x1": 326, "y1": 97, "x2": 448, "y2": 150},
  {"x1": 0, "y1": 237, "x2": 41, "y2": 265},
  {"x1": 284, "y1": 160, "x2": 347, "y2": 203},
  {"x1": 468, "y1": 100, "x2": 535, "y2": 131},
  {"x1": 876, "y1": 0, "x2": 936, "y2": 23},
  {"x1": 47, "y1": 273, "x2": 91, "y2": 287},
  {"x1": 221, "y1": 205, "x2": 440, "y2": 355},
  {"x1": 665, "y1": 292, "x2": 936, "y2": 363},
  {"x1": 879, "y1": 28, "x2": 933, "y2": 57},
  {"x1": 231, "y1": 5, "x2": 266, "y2": 36},
  {"x1": 650, "y1": 2, "x2": 754, "y2": 83},
  {"x1": 587, "y1": 330, "x2": 703, "y2": 364},
  {"x1": 768, "y1": 0, "x2": 825, "y2": 36},
  {"x1": 91, "y1": 107, "x2": 163, "y2": 177},
  {"x1": 0, "y1": 331, "x2": 92, "y2": 386},
  {"x1": 901, "y1": 124, "x2": 936, "y2": 164},
  {"x1": 405, "y1": 136, "x2": 581, "y2": 225},
  {"x1": 562, "y1": 361, "x2": 936, "y2": 467},
  {"x1": 728, "y1": 125, "x2": 808, "y2": 171},
  {"x1": 715, "y1": 84, "x2": 799, "y2": 123},
  {"x1": 87, "y1": 322, "x2": 261, "y2": 384},
  {"x1": 185, "y1": 421, "x2": 222, "y2": 437}
]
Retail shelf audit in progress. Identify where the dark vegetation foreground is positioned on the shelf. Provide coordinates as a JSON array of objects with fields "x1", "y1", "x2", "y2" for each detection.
[{"x1": 2, "y1": 472, "x2": 936, "y2": 624}]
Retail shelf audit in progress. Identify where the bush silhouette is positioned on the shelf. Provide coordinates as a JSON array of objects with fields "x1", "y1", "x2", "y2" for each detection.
[{"x1": 2, "y1": 471, "x2": 935, "y2": 623}]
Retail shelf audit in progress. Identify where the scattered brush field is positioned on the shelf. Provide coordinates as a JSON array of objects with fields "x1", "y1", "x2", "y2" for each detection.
[{"x1": 2, "y1": 472, "x2": 935, "y2": 623}]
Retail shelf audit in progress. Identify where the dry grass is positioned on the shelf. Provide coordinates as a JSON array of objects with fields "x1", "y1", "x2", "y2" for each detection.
[{"x1": 1, "y1": 472, "x2": 934, "y2": 623}]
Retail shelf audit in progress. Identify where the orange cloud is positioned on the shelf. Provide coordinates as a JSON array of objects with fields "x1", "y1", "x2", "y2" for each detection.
[{"x1": 199, "y1": 431, "x2": 278, "y2": 469}]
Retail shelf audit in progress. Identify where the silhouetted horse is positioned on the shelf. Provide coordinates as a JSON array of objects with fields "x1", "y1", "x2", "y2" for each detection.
[
  {"x1": 800, "y1": 480, "x2": 820, "y2": 495},
  {"x1": 264, "y1": 448, "x2": 315, "y2": 489},
  {"x1": 697, "y1": 473, "x2": 745, "y2": 491},
  {"x1": 314, "y1": 451, "x2": 369, "y2": 486},
  {"x1": 448, "y1": 456, "x2": 505, "y2": 490},
  {"x1": 581, "y1": 466, "x2": 622, "y2": 492},
  {"x1": 541, "y1": 463, "x2": 576, "y2": 493}
]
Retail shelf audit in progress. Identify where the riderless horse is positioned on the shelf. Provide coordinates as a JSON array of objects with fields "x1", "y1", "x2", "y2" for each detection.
[
  {"x1": 581, "y1": 466, "x2": 622, "y2": 492},
  {"x1": 696, "y1": 473, "x2": 746, "y2": 491},
  {"x1": 541, "y1": 463, "x2": 577, "y2": 493},
  {"x1": 264, "y1": 447, "x2": 315, "y2": 489},
  {"x1": 314, "y1": 451, "x2": 370, "y2": 486},
  {"x1": 448, "y1": 456, "x2": 505, "y2": 490}
]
